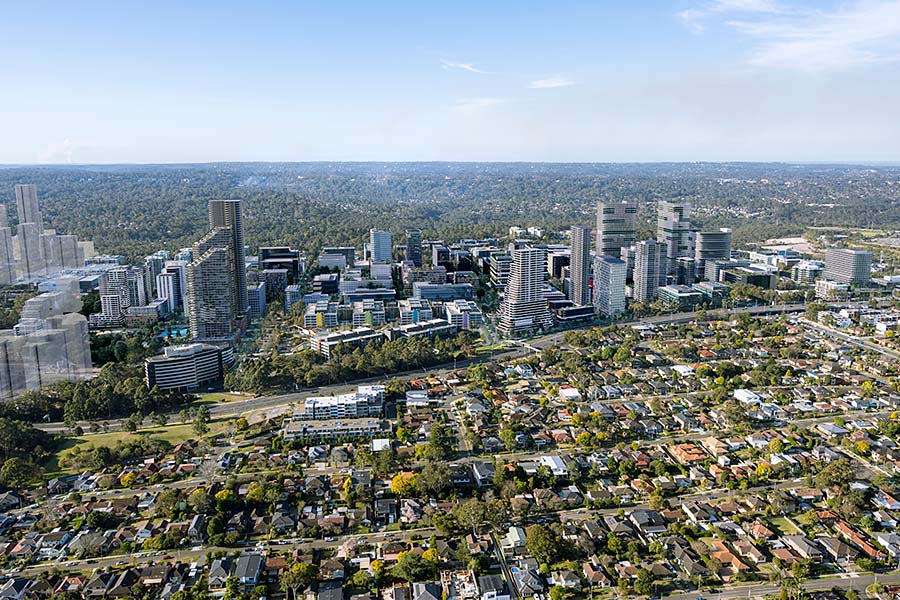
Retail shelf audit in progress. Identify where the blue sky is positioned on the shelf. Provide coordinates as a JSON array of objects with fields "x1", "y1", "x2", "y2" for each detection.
[{"x1": 3, "y1": 0, "x2": 900, "y2": 163}]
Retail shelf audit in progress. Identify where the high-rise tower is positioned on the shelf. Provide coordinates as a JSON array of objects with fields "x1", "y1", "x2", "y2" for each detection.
[
  {"x1": 208, "y1": 199, "x2": 249, "y2": 316},
  {"x1": 14, "y1": 185, "x2": 42, "y2": 231},
  {"x1": 569, "y1": 225, "x2": 591, "y2": 306},
  {"x1": 824, "y1": 248, "x2": 872, "y2": 286},
  {"x1": 695, "y1": 228, "x2": 732, "y2": 280},
  {"x1": 369, "y1": 229, "x2": 393, "y2": 263},
  {"x1": 187, "y1": 227, "x2": 234, "y2": 343},
  {"x1": 595, "y1": 201, "x2": 636, "y2": 258},
  {"x1": 498, "y1": 247, "x2": 552, "y2": 335},
  {"x1": 634, "y1": 240, "x2": 665, "y2": 303},
  {"x1": 594, "y1": 255, "x2": 626, "y2": 318},
  {"x1": 405, "y1": 229, "x2": 423, "y2": 267},
  {"x1": 657, "y1": 200, "x2": 694, "y2": 272}
]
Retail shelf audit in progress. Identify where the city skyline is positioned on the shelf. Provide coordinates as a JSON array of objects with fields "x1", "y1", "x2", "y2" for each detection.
[{"x1": 4, "y1": 1, "x2": 900, "y2": 164}]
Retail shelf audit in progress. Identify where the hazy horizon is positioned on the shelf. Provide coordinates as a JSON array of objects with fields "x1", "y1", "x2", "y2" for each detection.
[{"x1": 2, "y1": 159, "x2": 900, "y2": 168}]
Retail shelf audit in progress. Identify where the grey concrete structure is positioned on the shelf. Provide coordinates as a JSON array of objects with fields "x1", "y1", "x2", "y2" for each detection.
[
  {"x1": 657, "y1": 200, "x2": 694, "y2": 273},
  {"x1": 187, "y1": 228, "x2": 234, "y2": 343},
  {"x1": 634, "y1": 240, "x2": 665, "y2": 302},
  {"x1": 824, "y1": 248, "x2": 872, "y2": 286},
  {"x1": 498, "y1": 247, "x2": 552, "y2": 335},
  {"x1": 209, "y1": 199, "x2": 249, "y2": 316},
  {"x1": 0, "y1": 277, "x2": 92, "y2": 400},
  {"x1": 596, "y1": 201, "x2": 637, "y2": 258},
  {"x1": 569, "y1": 225, "x2": 591, "y2": 306}
]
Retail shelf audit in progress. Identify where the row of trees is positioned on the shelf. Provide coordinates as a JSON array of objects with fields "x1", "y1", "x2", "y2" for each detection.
[
  {"x1": 90, "y1": 329, "x2": 164, "y2": 366},
  {"x1": 0, "y1": 418, "x2": 55, "y2": 489},
  {"x1": 227, "y1": 333, "x2": 477, "y2": 392},
  {"x1": 60, "y1": 436, "x2": 171, "y2": 471},
  {"x1": 0, "y1": 362, "x2": 197, "y2": 424}
]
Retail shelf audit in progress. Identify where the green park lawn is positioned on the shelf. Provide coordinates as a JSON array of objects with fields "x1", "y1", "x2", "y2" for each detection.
[
  {"x1": 44, "y1": 419, "x2": 230, "y2": 477},
  {"x1": 197, "y1": 392, "x2": 251, "y2": 405},
  {"x1": 769, "y1": 516, "x2": 802, "y2": 535}
]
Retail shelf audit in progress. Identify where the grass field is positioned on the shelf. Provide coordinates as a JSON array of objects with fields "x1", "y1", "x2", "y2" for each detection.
[
  {"x1": 769, "y1": 516, "x2": 802, "y2": 535},
  {"x1": 197, "y1": 392, "x2": 251, "y2": 405},
  {"x1": 44, "y1": 419, "x2": 231, "y2": 477}
]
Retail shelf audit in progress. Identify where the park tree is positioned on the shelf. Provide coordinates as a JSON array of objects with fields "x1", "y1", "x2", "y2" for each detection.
[
  {"x1": 390, "y1": 472, "x2": 418, "y2": 497},
  {"x1": 634, "y1": 568, "x2": 654, "y2": 596},
  {"x1": 453, "y1": 498, "x2": 486, "y2": 536},
  {"x1": 392, "y1": 551, "x2": 436, "y2": 583},
  {"x1": 525, "y1": 524, "x2": 563, "y2": 566},
  {"x1": 280, "y1": 562, "x2": 319, "y2": 600},
  {"x1": 0, "y1": 457, "x2": 32, "y2": 489},
  {"x1": 415, "y1": 463, "x2": 451, "y2": 498},
  {"x1": 192, "y1": 406, "x2": 211, "y2": 436}
]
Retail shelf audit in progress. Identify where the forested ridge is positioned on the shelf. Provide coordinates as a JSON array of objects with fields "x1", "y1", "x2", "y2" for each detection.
[{"x1": 0, "y1": 162, "x2": 898, "y2": 261}]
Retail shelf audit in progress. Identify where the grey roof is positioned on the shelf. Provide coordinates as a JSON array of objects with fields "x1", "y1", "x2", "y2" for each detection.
[
  {"x1": 208, "y1": 557, "x2": 233, "y2": 585},
  {"x1": 234, "y1": 553, "x2": 264, "y2": 580},
  {"x1": 477, "y1": 575, "x2": 508, "y2": 596},
  {"x1": 318, "y1": 580, "x2": 344, "y2": 600},
  {"x1": 514, "y1": 569, "x2": 546, "y2": 595},
  {"x1": 0, "y1": 578, "x2": 29, "y2": 597},
  {"x1": 412, "y1": 582, "x2": 441, "y2": 600}
]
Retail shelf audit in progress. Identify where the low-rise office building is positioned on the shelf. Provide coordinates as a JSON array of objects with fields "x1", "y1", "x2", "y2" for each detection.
[
  {"x1": 282, "y1": 418, "x2": 390, "y2": 442},
  {"x1": 351, "y1": 299, "x2": 386, "y2": 327},
  {"x1": 816, "y1": 279, "x2": 850, "y2": 300},
  {"x1": 304, "y1": 301, "x2": 339, "y2": 329},
  {"x1": 295, "y1": 385, "x2": 385, "y2": 420},
  {"x1": 397, "y1": 298, "x2": 433, "y2": 325},
  {"x1": 247, "y1": 282, "x2": 267, "y2": 317},
  {"x1": 445, "y1": 299, "x2": 484, "y2": 330},
  {"x1": 691, "y1": 281, "x2": 730, "y2": 307},
  {"x1": 310, "y1": 328, "x2": 383, "y2": 357},
  {"x1": 792, "y1": 260, "x2": 824, "y2": 285},
  {"x1": 719, "y1": 265, "x2": 776, "y2": 289},
  {"x1": 285, "y1": 284, "x2": 304, "y2": 312},
  {"x1": 413, "y1": 282, "x2": 474, "y2": 301},
  {"x1": 386, "y1": 318, "x2": 458, "y2": 341},
  {"x1": 144, "y1": 343, "x2": 229, "y2": 392},
  {"x1": 658, "y1": 285, "x2": 704, "y2": 311}
]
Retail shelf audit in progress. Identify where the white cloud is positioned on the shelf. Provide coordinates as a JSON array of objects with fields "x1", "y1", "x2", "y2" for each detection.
[
  {"x1": 713, "y1": 0, "x2": 780, "y2": 11},
  {"x1": 678, "y1": 8, "x2": 708, "y2": 33},
  {"x1": 677, "y1": 0, "x2": 783, "y2": 32},
  {"x1": 454, "y1": 97, "x2": 505, "y2": 113},
  {"x1": 678, "y1": 0, "x2": 900, "y2": 71},
  {"x1": 529, "y1": 76, "x2": 576, "y2": 89},
  {"x1": 730, "y1": 1, "x2": 900, "y2": 71},
  {"x1": 38, "y1": 138, "x2": 88, "y2": 164},
  {"x1": 440, "y1": 59, "x2": 489, "y2": 74}
]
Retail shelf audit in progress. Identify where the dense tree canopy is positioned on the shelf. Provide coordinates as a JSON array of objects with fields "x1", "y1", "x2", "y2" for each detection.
[
  {"x1": 0, "y1": 362, "x2": 196, "y2": 423},
  {"x1": 227, "y1": 332, "x2": 476, "y2": 392},
  {"x1": 1, "y1": 162, "x2": 897, "y2": 262}
]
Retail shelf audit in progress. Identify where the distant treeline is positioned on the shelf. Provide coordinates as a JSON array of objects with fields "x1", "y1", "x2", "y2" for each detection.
[{"x1": 1, "y1": 162, "x2": 898, "y2": 261}]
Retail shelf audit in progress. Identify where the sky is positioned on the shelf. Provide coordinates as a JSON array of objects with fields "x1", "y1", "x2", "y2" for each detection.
[{"x1": 3, "y1": 0, "x2": 900, "y2": 164}]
